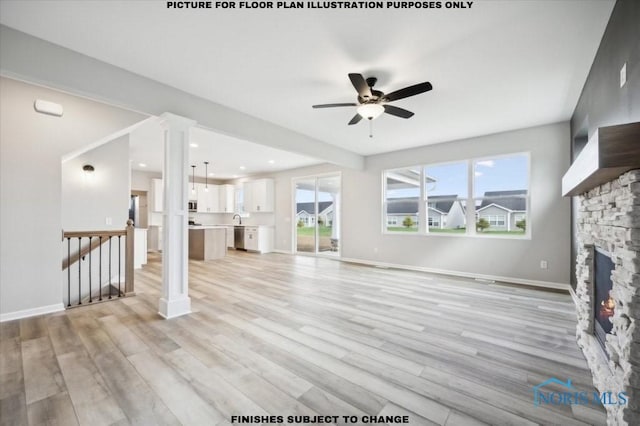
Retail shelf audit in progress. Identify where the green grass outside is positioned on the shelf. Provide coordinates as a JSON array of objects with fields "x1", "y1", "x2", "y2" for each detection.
[
  {"x1": 296, "y1": 226, "x2": 332, "y2": 237},
  {"x1": 386, "y1": 226, "x2": 524, "y2": 235},
  {"x1": 478, "y1": 230, "x2": 525, "y2": 235},
  {"x1": 386, "y1": 227, "x2": 419, "y2": 232},
  {"x1": 429, "y1": 228, "x2": 466, "y2": 233}
]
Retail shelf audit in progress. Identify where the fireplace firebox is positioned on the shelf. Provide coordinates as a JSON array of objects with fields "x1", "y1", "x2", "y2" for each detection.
[{"x1": 593, "y1": 247, "x2": 614, "y2": 354}]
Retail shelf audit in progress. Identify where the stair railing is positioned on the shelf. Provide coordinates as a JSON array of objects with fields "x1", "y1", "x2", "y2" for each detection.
[{"x1": 62, "y1": 219, "x2": 135, "y2": 308}]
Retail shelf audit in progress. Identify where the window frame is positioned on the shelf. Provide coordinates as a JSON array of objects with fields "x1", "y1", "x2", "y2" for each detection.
[
  {"x1": 382, "y1": 166, "x2": 423, "y2": 234},
  {"x1": 382, "y1": 152, "x2": 531, "y2": 239},
  {"x1": 423, "y1": 160, "x2": 468, "y2": 235}
]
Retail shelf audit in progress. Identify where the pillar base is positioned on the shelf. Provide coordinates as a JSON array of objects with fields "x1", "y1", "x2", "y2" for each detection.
[{"x1": 158, "y1": 296, "x2": 191, "y2": 319}]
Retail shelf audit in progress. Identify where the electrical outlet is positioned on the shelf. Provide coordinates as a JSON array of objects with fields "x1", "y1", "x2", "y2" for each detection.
[
  {"x1": 105, "y1": 217, "x2": 112, "y2": 225},
  {"x1": 540, "y1": 260, "x2": 548, "y2": 269},
  {"x1": 620, "y1": 63, "x2": 627, "y2": 88}
]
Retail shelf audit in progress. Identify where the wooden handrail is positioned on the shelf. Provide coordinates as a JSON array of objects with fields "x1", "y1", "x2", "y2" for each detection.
[
  {"x1": 62, "y1": 220, "x2": 135, "y2": 307},
  {"x1": 62, "y1": 236, "x2": 107, "y2": 270},
  {"x1": 63, "y1": 229, "x2": 126, "y2": 239},
  {"x1": 61, "y1": 221, "x2": 135, "y2": 276},
  {"x1": 125, "y1": 221, "x2": 134, "y2": 295}
]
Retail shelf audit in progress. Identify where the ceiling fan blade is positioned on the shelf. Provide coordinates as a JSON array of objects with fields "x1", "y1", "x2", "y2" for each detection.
[
  {"x1": 348, "y1": 114, "x2": 363, "y2": 125},
  {"x1": 383, "y1": 104, "x2": 415, "y2": 119},
  {"x1": 312, "y1": 103, "x2": 358, "y2": 109},
  {"x1": 383, "y1": 82, "x2": 432, "y2": 102},
  {"x1": 348, "y1": 73, "x2": 373, "y2": 99}
]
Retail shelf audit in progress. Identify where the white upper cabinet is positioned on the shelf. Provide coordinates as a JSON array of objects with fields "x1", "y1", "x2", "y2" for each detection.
[
  {"x1": 195, "y1": 183, "x2": 234, "y2": 213},
  {"x1": 151, "y1": 178, "x2": 163, "y2": 212},
  {"x1": 243, "y1": 178, "x2": 274, "y2": 212},
  {"x1": 197, "y1": 183, "x2": 220, "y2": 213},
  {"x1": 219, "y1": 184, "x2": 235, "y2": 213}
]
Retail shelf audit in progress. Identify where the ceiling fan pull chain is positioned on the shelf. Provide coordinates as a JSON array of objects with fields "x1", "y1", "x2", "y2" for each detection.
[{"x1": 369, "y1": 119, "x2": 373, "y2": 138}]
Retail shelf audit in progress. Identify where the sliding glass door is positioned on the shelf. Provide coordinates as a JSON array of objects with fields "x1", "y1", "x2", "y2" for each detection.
[{"x1": 294, "y1": 174, "x2": 341, "y2": 256}]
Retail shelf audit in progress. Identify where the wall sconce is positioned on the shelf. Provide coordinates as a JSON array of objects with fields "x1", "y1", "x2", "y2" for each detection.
[{"x1": 82, "y1": 164, "x2": 95, "y2": 184}]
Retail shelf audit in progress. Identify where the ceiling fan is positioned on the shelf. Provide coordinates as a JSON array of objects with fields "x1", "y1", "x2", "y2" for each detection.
[{"x1": 312, "y1": 73, "x2": 433, "y2": 126}]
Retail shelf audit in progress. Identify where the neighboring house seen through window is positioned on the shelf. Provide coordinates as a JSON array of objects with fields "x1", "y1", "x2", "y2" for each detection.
[
  {"x1": 384, "y1": 167, "x2": 421, "y2": 233},
  {"x1": 383, "y1": 153, "x2": 529, "y2": 237}
]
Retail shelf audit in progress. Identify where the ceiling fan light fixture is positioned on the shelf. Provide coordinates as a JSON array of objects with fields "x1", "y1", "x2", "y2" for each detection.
[{"x1": 357, "y1": 104, "x2": 384, "y2": 120}]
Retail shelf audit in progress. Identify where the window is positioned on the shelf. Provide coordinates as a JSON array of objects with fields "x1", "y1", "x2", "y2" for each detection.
[
  {"x1": 383, "y1": 153, "x2": 529, "y2": 237},
  {"x1": 474, "y1": 154, "x2": 529, "y2": 235},
  {"x1": 384, "y1": 167, "x2": 420, "y2": 232},
  {"x1": 235, "y1": 185, "x2": 244, "y2": 213},
  {"x1": 424, "y1": 162, "x2": 467, "y2": 233},
  {"x1": 482, "y1": 215, "x2": 506, "y2": 226}
]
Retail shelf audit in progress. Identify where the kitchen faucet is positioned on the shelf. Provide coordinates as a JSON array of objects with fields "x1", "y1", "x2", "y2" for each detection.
[{"x1": 232, "y1": 214, "x2": 242, "y2": 225}]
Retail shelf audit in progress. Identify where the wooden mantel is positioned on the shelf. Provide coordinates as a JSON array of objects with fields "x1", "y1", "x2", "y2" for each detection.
[{"x1": 562, "y1": 122, "x2": 640, "y2": 197}]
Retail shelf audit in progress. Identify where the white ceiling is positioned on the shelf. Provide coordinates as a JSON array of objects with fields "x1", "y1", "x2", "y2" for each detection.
[
  {"x1": 129, "y1": 119, "x2": 321, "y2": 179},
  {"x1": 0, "y1": 1, "x2": 615, "y2": 158}
]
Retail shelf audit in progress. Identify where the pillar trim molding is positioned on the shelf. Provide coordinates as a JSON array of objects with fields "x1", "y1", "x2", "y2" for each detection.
[{"x1": 158, "y1": 113, "x2": 196, "y2": 320}]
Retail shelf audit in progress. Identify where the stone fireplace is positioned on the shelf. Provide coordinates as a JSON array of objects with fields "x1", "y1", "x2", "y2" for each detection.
[{"x1": 574, "y1": 169, "x2": 640, "y2": 425}]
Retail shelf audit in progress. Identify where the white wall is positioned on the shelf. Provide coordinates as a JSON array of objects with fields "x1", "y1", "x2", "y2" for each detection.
[
  {"x1": 132, "y1": 169, "x2": 162, "y2": 228},
  {"x1": 270, "y1": 122, "x2": 572, "y2": 286},
  {"x1": 62, "y1": 135, "x2": 130, "y2": 231},
  {"x1": 131, "y1": 169, "x2": 161, "y2": 192},
  {"x1": 0, "y1": 77, "x2": 146, "y2": 320}
]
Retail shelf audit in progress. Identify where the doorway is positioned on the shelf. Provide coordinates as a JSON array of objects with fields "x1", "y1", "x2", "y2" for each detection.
[
  {"x1": 129, "y1": 190, "x2": 148, "y2": 228},
  {"x1": 294, "y1": 174, "x2": 341, "y2": 257}
]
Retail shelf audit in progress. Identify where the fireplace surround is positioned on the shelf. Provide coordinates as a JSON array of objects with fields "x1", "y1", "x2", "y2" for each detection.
[{"x1": 574, "y1": 169, "x2": 640, "y2": 425}]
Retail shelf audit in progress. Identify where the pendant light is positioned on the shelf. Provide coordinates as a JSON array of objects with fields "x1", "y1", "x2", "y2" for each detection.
[
  {"x1": 204, "y1": 161, "x2": 209, "y2": 192},
  {"x1": 191, "y1": 165, "x2": 196, "y2": 194}
]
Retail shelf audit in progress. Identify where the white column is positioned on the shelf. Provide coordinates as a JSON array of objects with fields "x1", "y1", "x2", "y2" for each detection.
[{"x1": 158, "y1": 113, "x2": 196, "y2": 319}]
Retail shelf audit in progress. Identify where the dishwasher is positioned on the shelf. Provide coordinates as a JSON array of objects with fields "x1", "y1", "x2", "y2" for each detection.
[{"x1": 234, "y1": 226, "x2": 245, "y2": 250}]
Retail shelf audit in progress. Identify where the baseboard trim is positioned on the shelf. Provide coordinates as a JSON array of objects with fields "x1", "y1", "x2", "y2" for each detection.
[
  {"x1": 271, "y1": 249, "x2": 294, "y2": 255},
  {"x1": 0, "y1": 303, "x2": 65, "y2": 322},
  {"x1": 568, "y1": 285, "x2": 579, "y2": 305},
  {"x1": 339, "y1": 257, "x2": 571, "y2": 292}
]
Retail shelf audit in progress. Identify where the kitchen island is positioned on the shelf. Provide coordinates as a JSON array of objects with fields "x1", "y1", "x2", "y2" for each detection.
[{"x1": 188, "y1": 226, "x2": 227, "y2": 260}]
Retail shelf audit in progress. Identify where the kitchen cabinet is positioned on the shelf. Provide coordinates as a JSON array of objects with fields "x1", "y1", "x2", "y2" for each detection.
[
  {"x1": 197, "y1": 183, "x2": 220, "y2": 213},
  {"x1": 219, "y1": 184, "x2": 235, "y2": 213},
  {"x1": 151, "y1": 178, "x2": 163, "y2": 212},
  {"x1": 226, "y1": 226, "x2": 234, "y2": 248},
  {"x1": 244, "y1": 226, "x2": 274, "y2": 253},
  {"x1": 189, "y1": 227, "x2": 226, "y2": 260},
  {"x1": 243, "y1": 179, "x2": 274, "y2": 213},
  {"x1": 147, "y1": 226, "x2": 162, "y2": 252},
  {"x1": 134, "y1": 228, "x2": 148, "y2": 269},
  {"x1": 245, "y1": 227, "x2": 259, "y2": 251},
  {"x1": 195, "y1": 184, "x2": 234, "y2": 213}
]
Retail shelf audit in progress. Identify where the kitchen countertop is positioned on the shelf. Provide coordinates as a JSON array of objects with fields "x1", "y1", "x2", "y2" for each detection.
[
  {"x1": 192, "y1": 224, "x2": 275, "y2": 228},
  {"x1": 189, "y1": 225, "x2": 228, "y2": 230}
]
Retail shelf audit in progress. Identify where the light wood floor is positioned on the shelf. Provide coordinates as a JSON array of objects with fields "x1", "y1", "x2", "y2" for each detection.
[{"x1": 1, "y1": 251, "x2": 606, "y2": 426}]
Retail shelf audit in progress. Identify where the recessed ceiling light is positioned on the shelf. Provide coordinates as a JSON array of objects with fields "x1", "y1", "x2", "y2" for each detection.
[
  {"x1": 233, "y1": 174, "x2": 238, "y2": 178},
  {"x1": 190, "y1": 143, "x2": 199, "y2": 148},
  {"x1": 138, "y1": 163, "x2": 147, "y2": 168},
  {"x1": 239, "y1": 166, "x2": 246, "y2": 170},
  {"x1": 268, "y1": 160, "x2": 275, "y2": 164},
  {"x1": 208, "y1": 172, "x2": 215, "y2": 176}
]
